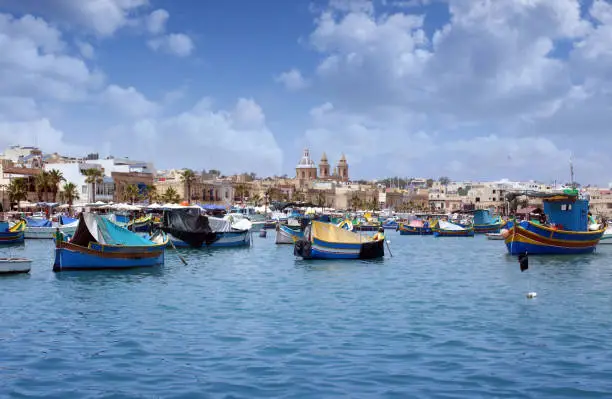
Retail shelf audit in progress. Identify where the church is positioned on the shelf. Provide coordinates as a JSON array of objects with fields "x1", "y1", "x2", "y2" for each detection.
[{"x1": 295, "y1": 149, "x2": 348, "y2": 185}]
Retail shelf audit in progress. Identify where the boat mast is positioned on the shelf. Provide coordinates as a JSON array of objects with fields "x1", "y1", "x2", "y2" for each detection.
[{"x1": 569, "y1": 153, "x2": 575, "y2": 189}]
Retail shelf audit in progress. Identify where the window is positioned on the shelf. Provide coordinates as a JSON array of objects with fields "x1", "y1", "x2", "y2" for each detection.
[
  {"x1": 82, "y1": 185, "x2": 87, "y2": 194},
  {"x1": 475, "y1": 197, "x2": 480, "y2": 202},
  {"x1": 492, "y1": 190, "x2": 496, "y2": 194}
]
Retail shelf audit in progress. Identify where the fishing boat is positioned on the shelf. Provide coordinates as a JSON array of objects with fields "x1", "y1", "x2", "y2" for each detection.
[
  {"x1": 504, "y1": 191, "x2": 604, "y2": 255},
  {"x1": 382, "y1": 218, "x2": 398, "y2": 230},
  {"x1": 24, "y1": 216, "x2": 79, "y2": 239},
  {"x1": 0, "y1": 220, "x2": 26, "y2": 245},
  {"x1": 432, "y1": 220, "x2": 474, "y2": 237},
  {"x1": 337, "y1": 218, "x2": 354, "y2": 231},
  {"x1": 53, "y1": 213, "x2": 167, "y2": 272},
  {"x1": 0, "y1": 258, "x2": 31, "y2": 274},
  {"x1": 294, "y1": 221, "x2": 384, "y2": 260},
  {"x1": 275, "y1": 224, "x2": 303, "y2": 244},
  {"x1": 128, "y1": 215, "x2": 153, "y2": 232},
  {"x1": 161, "y1": 210, "x2": 251, "y2": 248},
  {"x1": 600, "y1": 225, "x2": 612, "y2": 244},
  {"x1": 486, "y1": 233, "x2": 505, "y2": 240},
  {"x1": 472, "y1": 209, "x2": 504, "y2": 234},
  {"x1": 398, "y1": 219, "x2": 433, "y2": 235}
]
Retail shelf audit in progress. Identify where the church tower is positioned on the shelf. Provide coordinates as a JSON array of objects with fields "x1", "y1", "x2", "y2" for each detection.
[
  {"x1": 319, "y1": 152, "x2": 330, "y2": 179},
  {"x1": 336, "y1": 153, "x2": 349, "y2": 182},
  {"x1": 296, "y1": 148, "x2": 317, "y2": 182}
]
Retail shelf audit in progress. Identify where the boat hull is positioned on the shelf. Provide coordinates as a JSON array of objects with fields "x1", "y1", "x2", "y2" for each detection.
[
  {"x1": 398, "y1": 224, "x2": 433, "y2": 235},
  {"x1": 473, "y1": 223, "x2": 503, "y2": 234},
  {"x1": 25, "y1": 225, "x2": 78, "y2": 239},
  {"x1": 382, "y1": 222, "x2": 398, "y2": 230},
  {"x1": 0, "y1": 258, "x2": 31, "y2": 274},
  {"x1": 504, "y1": 222, "x2": 604, "y2": 255},
  {"x1": 53, "y1": 242, "x2": 165, "y2": 271},
  {"x1": 296, "y1": 238, "x2": 384, "y2": 260},
  {"x1": 434, "y1": 229, "x2": 474, "y2": 237},
  {"x1": 170, "y1": 231, "x2": 251, "y2": 248},
  {"x1": 275, "y1": 225, "x2": 303, "y2": 244},
  {"x1": 0, "y1": 231, "x2": 25, "y2": 245}
]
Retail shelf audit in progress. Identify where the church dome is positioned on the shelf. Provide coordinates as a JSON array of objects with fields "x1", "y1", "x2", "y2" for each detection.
[{"x1": 296, "y1": 148, "x2": 316, "y2": 169}]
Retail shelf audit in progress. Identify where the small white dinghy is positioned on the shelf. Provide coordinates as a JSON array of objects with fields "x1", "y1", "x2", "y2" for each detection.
[
  {"x1": 486, "y1": 232, "x2": 505, "y2": 240},
  {"x1": 0, "y1": 258, "x2": 31, "y2": 274}
]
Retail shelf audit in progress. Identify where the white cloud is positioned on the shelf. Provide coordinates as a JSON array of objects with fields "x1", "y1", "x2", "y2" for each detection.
[
  {"x1": 105, "y1": 98, "x2": 283, "y2": 175},
  {"x1": 275, "y1": 69, "x2": 309, "y2": 90},
  {"x1": 101, "y1": 85, "x2": 159, "y2": 118},
  {"x1": 147, "y1": 33, "x2": 194, "y2": 57},
  {"x1": 146, "y1": 9, "x2": 169, "y2": 35},
  {"x1": 1, "y1": 0, "x2": 150, "y2": 36},
  {"x1": 76, "y1": 40, "x2": 95, "y2": 59}
]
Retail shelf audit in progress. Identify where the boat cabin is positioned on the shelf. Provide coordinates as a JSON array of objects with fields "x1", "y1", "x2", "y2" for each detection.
[{"x1": 543, "y1": 196, "x2": 588, "y2": 232}]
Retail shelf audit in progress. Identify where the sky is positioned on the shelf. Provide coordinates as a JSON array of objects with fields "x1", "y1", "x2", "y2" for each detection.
[{"x1": 0, "y1": 0, "x2": 611, "y2": 185}]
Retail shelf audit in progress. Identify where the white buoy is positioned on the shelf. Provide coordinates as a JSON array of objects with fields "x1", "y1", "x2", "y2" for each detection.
[
  {"x1": 526, "y1": 292, "x2": 537, "y2": 299},
  {"x1": 386, "y1": 240, "x2": 391, "y2": 244}
]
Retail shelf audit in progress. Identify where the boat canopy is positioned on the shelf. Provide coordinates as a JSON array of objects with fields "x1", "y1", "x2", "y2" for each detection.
[
  {"x1": 312, "y1": 221, "x2": 370, "y2": 244},
  {"x1": 59, "y1": 215, "x2": 77, "y2": 225},
  {"x1": 473, "y1": 209, "x2": 497, "y2": 225},
  {"x1": 71, "y1": 213, "x2": 155, "y2": 247},
  {"x1": 409, "y1": 220, "x2": 425, "y2": 228},
  {"x1": 161, "y1": 210, "x2": 216, "y2": 247},
  {"x1": 544, "y1": 198, "x2": 589, "y2": 232},
  {"x1": 438, "y1": 220, "x2": 465, "y2": 231},
  {"x1": 26, "y1": 218, "x2": 52, "y2": 228}
]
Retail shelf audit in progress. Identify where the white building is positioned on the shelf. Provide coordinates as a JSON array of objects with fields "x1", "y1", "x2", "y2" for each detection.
[{"x1": 44, "y1": 162, "x2": 114, "y2": 204}]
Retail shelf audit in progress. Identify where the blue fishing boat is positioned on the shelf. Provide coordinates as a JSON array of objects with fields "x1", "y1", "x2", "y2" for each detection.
[
  {"x1": 472, "y1": 209, "x2": 504, "y2": 234},
  {"x1": 433, "y1": 220, "x2": 474, "y2": 237},
  {"x1": 504, "y1": 192, "x2": 604, "y2": 255},
  {"x1": 53, "y1": 213, "x2": 167, "y2": 272},
  {"x1": 0, "y1": 220, "x2": 25, "y2": 244},
  {"x1": 294, "y1": 221, "x2": 384, "y2": 260},
  {"x1": 275, "y1": 224, "x2": 303, "y2": 244},
  {"x1": 382, "y1": 219, "x2": 398, "y2": 229},
  {"x1": 161, "y1": 210, "x2": 251, "y2": 248},
  {"x1": 398, "y1": 220, "x2": 433, "y2": 235}
]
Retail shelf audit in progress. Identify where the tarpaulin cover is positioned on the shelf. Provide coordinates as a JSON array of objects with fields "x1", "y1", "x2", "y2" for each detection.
[
  {"x1": 161, "y1": 210, "x2": 217, "y2": 247},
  {"x1": 409, "y1": 220, "x2": 424, "y2": 228},
  {"x1": 438, "y1": 220, "x2": 466, "y2": 231},
  {"x1": 26, "y1": 218, "x2": 52, "y2": 227},
  {"x1": 71, "y1": 213, "x2": 154, "y2": 247},
  {"x1": 311, "y1": 221, "x2": 369, "y2": 244},
  {"x1": 60, "y1": 216, "x2": 77, "y2": 225}
]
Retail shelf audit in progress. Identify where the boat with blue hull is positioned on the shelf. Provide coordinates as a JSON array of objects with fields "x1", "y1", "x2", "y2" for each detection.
[
  {"x1": 161, "y1": 210, "x2": 251, "y2": 248},
  {"x1": 0, "y1": 220, "x2": 25, "y2": 245},
  {"x1": 433, "y1": 220, "x2": 474, "y2": 237},
  {"x1": 294, "y1": 221, "x2": 384, "y2": 260},
  {"x1": 382, "y1": 219, "x2": 398, "y2": 230},
  {"x1": 53, "y1": 213, "x2": 167, "y2": 272},
  {"x1": 398, "y1": 220, "x2": 432, "y2": 235},
  {"x1": 472, "y1": 209, "x2": 504, "y2": 234},
  {"x1": 504, "y1": 192, "x2": 604, "y2": 255},
  {"x1": 276, "y1": 224, "x2": 303, "y2": 244}
]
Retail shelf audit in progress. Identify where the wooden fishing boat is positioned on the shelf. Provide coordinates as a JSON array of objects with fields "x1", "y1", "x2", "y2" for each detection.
[
  {"x1": 398, "y1": 220, "x2": 433, "y2": 235},
  {"x1": 0, "y1": 258, "x2": 31, "y2": 274},
  {"x1": 128, "y1": 215, "x2": 153, "y2": 232},
  {"x1": 275, "y1": 224, "x2": 303, "y2": 244},
  {"x1": 25, "y1": 216, "x2": 79, "y2": 239},
  {"x1": 0, "y1": 220, "x2": 26, "y2": 245},
  {"x1": 433, "y1": 220, "x2": 474, "y2": 237},
  {"x1": 53, "y1": 213, "x2": 167, "y2": 272},
  {"x1": 504, "y1": 192, "x2": 604, "y2": 255},
  {"x1": 381, "y1": 219, "x2": 398, "y2": 229},
  {"x1": 486, "y1": 233, "x2": 505, "y2": 240},
  {"x1": 337, "y1": 218, "x2": 354, "y2": 231},
  {"x1": 472, "y1": 209, "x2": 504, "y2": 234},
  {"x1": 600, "y1": 226, "x2": 612, "y2": 245},
  {"x1": 294, "y1": 221, "x2": 384, "y2": 260},
  {"x1": 161, "y1": 210, "x2": 251, "y2": 248}
]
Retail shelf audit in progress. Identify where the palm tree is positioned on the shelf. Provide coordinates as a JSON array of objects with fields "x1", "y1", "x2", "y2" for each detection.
[
  {"x1": 350, "y1": 194, "x2": 362, "y2": 211},
  {"x1": 250, "y1": 193, "x2": 262, "y2": 206},
  {"x1": 124, "y1": 184, "x2": 140, "y2": 204},
  {"x1": 180, "y1": 169, "x2": 197, "y2": 203},
  {"x1": 293, "y1": 191, "x2": 305, "y2": 202},
  {"x1": 144, "y1": 184, "x2": 158, "y2": 203},
  {"x1": 315, "y1": 191, "x2": 326, "y2": 207},
  {"x1": 47, "y1": 169, "x2": 65, "y2": 202},
  {"x1": 438, "y1": 176, "x2": 451, "y2": 193},
  {"x1": 83, "y1": 168, "x2": 104, "y2": 203},
  {"x1": 265, "y1": 187, "x2": 280, "y2": 202},
  {"x1": 162, "y1": 187, "x2": 180, "y2": 203},
  {"x1": 62, "y1": 182, "x2": 79, "y2": 212},
  {"x1": 7, "y1": 178, "x2": 28, "y2": 211},
  {"x1": 235, "y1": 184, "x2": 249, "y2": 203},
  {"x1": 35, "y1": 171, "x2": 50, "y2": 202}
]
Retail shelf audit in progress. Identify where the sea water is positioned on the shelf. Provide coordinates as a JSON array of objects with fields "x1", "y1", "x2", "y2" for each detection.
[{"x1": 1, "y1": 234, "x2": 612, "y2": 398}]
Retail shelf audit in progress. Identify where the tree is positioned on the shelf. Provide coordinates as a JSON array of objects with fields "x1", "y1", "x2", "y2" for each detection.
[
  {"x1": 235, "y1": 184, "x2": 249, "y2": 203},
  {"x1": 62, "y1": 182, "x2": 79, "y2": 211},
  {"x1": 162, "y1": 187, "x2": 181, "y2": 203},
  {"x1": 265, "y1": 187, "x2": 280, "y2": 202},
  {"x1": 438, "y1": 176, "x2": 450, "y2": 193},
  {"x1": 426, "y1": 178, "x2": 434, "y2": 188},
  {"x1": 83, "y1": 168, "x2": 104, "y2": 203},
  {"x1": 315, "y1": 191, "x2": 326, "y2": 207},
  {"x1": 350, "y1": 194, "x2": 362, "y2": 211},
  {"x1": 181, "y1": 169, "x2": 197, "y2": 203},
  {"x1": 144, "y1": 184, "x2": 158, "y2": 203},
  {"x1": 47, "y1": 169, "x2": 65, "y2": 202},
  {"x1": 35, "y1": 171, "x2": 50, "y2": 202},
  {"x1": 124, "y1": 184, "x2": 140, "y2": 204},
  {"x1": 7, "y1": 178, "x2": 28, "y2": 210},
  {"x1": 293, "y1": 191, "x2": 305, "y2": 202},
  {"x1": 457, "y1": 187, "x2": 470, "y2": 196},
  {"x1": 250, "y1": 193, "x2": 262, "y2": 206},
  {"x1": 208, "y1": 169, "x2": 221, "y2": 177}
]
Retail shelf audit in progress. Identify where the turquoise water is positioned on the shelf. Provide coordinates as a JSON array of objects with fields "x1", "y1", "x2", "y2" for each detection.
[{"x1": 2, "y1": 234, "x2": 612, "y2": 398}]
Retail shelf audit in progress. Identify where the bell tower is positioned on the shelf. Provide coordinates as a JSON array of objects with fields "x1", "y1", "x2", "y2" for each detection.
[
  {"x1": 319, "y1": 152, "x2": 330, "y2": 179},
  {"x1": 336, "y1": 153, "x2": 349, "y2": 182}
]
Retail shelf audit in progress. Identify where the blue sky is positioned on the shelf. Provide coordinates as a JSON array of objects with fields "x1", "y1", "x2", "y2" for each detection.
[{"x1": 0, "y1": 0, "x2": 611, "y2": 185}]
